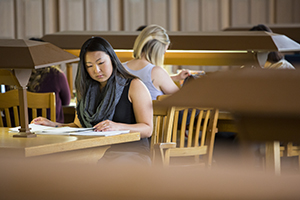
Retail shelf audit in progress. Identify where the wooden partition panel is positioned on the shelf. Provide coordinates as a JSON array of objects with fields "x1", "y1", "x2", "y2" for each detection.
[
  {"x1": 0, "y1": 0, "x2": 15, "y2": 39},
  {"x1": 58, "y1": 0, "x2": 85, "y2": 31},
  {"x1": 0, "y1": 0, "x2": 299, "y2": 39},
  {"x1": 146, "y1": 0, "x2": 168, "y2": 28},
  {"x1": 123, "y1": 0, "x2": 146, "y2": 31}
]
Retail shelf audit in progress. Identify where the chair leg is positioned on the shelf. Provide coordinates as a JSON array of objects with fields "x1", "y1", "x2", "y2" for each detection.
[{"x1": 265, "y1": 141, "x2": 281, "y2": 175}]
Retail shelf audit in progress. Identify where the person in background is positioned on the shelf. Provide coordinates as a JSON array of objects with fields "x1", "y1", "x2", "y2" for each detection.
[
  {"x1": 136, "y1": 25, "x2": 147, "y2": 31},
  {"x1": 27, "y1": 38, "x2": 71, "y2": 123},
  {"x1": 249, "y1": 24, "x2": 295, "y2": 69},
  {"x1": 124, "y1": 24, "x2": 190, "y2": 100},
  {"x1": 27, "y1": 65, "x2": 71, "y2": 123},
  {"x1": 32, "y1": 36, "x2": 153, "y2": 165}
]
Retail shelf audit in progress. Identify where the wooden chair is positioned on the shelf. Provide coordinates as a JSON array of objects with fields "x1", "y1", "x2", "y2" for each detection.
[
  {"x1": 0, "y1": 89, "x2": 56, "y2": 127},
  {"x1": 152, "y1": 103, "x2": 219, "y2": 168},
  {"x1": 265, "y1": 142, "x2": 300, "y2": 174},
  {"x1": 151, "y1": 100, "x2": 172, "y2": 163}
]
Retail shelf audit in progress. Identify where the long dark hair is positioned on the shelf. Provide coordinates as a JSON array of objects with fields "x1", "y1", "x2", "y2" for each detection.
[{"x1": 75, "y1": 36, "x2": 136, "y2": 101}]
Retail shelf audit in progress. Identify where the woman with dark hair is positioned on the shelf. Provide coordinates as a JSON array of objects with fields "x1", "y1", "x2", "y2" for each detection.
[
  {"x1": 250, "y1": 24, "x2": 295, "y2": 69},
  {"x1": 32, "y1": 37, "x2": 153, "y2": 165}
]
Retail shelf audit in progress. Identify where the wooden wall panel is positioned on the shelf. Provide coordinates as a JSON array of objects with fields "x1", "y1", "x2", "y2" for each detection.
[
  {"x1": 123, "y1": 0, "x2": 146, "y2": 31},
  {"x1": 231, "y1": 0, "x2": 250, "y2": 26},
  {"x1": 250, "y1": 0, "x2": 269, "y2": 24},
  {"x1": 44, "y1": 0, "x2": 58, "y2": 35},
  {"x1": 15, "y1": 0, "x2": 26, "y2": 39},
  {"x1": 201, "y1": 0, "x2": 221, "y2": 31},
  {"x1": 275, "y1": 0, "x2": 299, "y2": 23},
  {"x1": 110, "y1": 0, "x2": 123, "y2": 31},
  {"x1": 24, "y1": 0, "x2": 44, "y2": 38},
  {"x1": 294, "y1": 0, "x2": 300, "y2": 23},
  {"x1": 86, "y1": 0, "x2": 109, "y2": 31},
  {"x1": 167, "y1": 0, "x2": 179, "y2": 31},
  {"x1": 180, "y1": 0, "x2": 201, "y2": 31},
  {"x1": 0, "y1": 0, "x2": 15, "y2": 39},
  {"x1": 147, "y1": 0, "x2": 168, "y2": 28},
  {"x1": 0, "y1": 0, "x2": 299, "y2": 39},
  {"x1": 220, "y1": 0, "x2": 230, "y2": 30},
  {"x1": 58, "y1": 0, "x2": 84, "y2": 31}
]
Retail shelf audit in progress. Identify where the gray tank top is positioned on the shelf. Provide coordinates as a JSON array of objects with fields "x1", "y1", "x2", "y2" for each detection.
[{"x1": 123, "y1": 62, "x2": 164, "y2": 100}]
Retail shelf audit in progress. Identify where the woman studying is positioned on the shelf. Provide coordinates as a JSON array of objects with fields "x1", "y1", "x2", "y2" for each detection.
[
  {"x1": 32, "y1": 37, "x2": 153, "y2": 165},
  {"x1": 123, "y1": 24, "x2": 190, "y2": 100}
]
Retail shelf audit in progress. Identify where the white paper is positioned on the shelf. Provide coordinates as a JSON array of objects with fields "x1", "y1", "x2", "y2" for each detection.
[
  {"x1": 70, "y1": 130, "x2": 130, "y2": 136},
  {"x1": 9, "y1": 124, "x2": 54, "y2": 132},
  {"x1": 9, "y1": 124, "x2": 130, "y2": 137},
  {"x1": 40, "y1": 127, "x2": 94, "y2": 133}
]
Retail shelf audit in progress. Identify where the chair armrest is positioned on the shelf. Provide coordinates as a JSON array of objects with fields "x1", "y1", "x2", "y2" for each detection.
[
  {"x1": 152, "y1": 143, "x2": 176, "y2": 166},
  {"x1": 154, "y1": 142, "x2": 176, "y2": 150}
]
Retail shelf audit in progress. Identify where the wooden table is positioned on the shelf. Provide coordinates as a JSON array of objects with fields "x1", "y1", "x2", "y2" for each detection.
[{"x1": 0, "y1": 127, "x2": 140, "y2": 164}]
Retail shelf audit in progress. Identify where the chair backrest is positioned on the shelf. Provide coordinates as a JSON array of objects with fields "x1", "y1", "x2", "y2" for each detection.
[
  {"x1": 0, "y1": 89, "x2": 56, "y2": 127},
  {"x1": 151, "y1": 100, "x2": 169, "y2": 160},
  {"x1": 154, "y1": 94, "x2": 219, "y2": 168},
  {"x1": 164, "y1": 106, "x2": 219, "y2": 167}
]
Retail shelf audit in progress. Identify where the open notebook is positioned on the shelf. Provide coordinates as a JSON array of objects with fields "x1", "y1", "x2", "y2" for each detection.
[{"x1": 9, "y1": 124, "x2": 130, "y2": 137}]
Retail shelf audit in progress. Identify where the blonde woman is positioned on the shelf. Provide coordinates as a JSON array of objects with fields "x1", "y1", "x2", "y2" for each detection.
[{"x1": 123, "y1": 24, "x2": 190, "y2": 100}]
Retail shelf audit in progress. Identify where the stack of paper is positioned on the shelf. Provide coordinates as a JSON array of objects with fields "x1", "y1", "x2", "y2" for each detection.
[{"x1": 9, "y1": 124, "x2": 130, "y2": 137}]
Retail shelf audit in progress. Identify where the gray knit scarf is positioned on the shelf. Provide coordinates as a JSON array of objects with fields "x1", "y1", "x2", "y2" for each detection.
[{"x1": 77, "y1": 75, "x2": 127, "y2": 128}]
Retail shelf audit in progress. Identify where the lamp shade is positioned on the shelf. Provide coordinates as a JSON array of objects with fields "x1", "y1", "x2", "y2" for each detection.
[
  {"x1": 223, "y1": 24, "x2": 300, "y2": 43},
  {"x1": 0, "y1": 39, "x2": 79, "y2": 69},
  {"x1": 42, "y1": 31, "x2": 300, "y2": 52}
]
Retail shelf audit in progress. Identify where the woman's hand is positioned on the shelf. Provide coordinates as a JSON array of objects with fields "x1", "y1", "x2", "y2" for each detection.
[
  {"x1": 93, "y1": 120, "x2": 119, "y2": 132},
  {"x1": 172, "y1": 69, "x2": 190, "y2": 81},
  {"x1": 31, "y1": 117, "x2": 57, "y2": 127},
  {"x1": 178, "y1": 69, "x2": 190, "y2": 80}
]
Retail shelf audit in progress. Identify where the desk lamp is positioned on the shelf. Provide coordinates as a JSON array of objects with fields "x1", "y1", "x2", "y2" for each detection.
[
  {"x1": 0, "y1": 39, "x2": 79, "y2": 137},
  {"x1": 42, "y1": 30, "x2": 300, "y2": 67}
]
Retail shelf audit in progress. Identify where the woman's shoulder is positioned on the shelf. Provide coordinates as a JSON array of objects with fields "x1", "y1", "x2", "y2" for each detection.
[
  {"x1": 128, "y1": 78, "x2": 151, "y2": 101},
  {"x1": 129, "y1": 78, "x2": 143, "y2": 86},
  {"x1": 128, "y1": 78, "x2": 147, "y2": 91},
  {"x1": 151, "y1": 65, "x2": 170, "y2": 78},
  {"x1": 49, "y1": 66, "x2": 67, "y2": 77}
]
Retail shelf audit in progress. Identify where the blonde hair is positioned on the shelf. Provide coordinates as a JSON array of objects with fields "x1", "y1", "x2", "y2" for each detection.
[{"x1": 133, "y1": 24, "x2": 170, "y2": 66}]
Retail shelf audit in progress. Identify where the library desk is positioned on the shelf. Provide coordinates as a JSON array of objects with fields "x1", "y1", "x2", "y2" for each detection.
[
  {"x1": 157, "y1": 68, "x2": 300, "y2": 174},
  {"x1": 0, "y1": 127, "x2": 140, "y2": 164}
]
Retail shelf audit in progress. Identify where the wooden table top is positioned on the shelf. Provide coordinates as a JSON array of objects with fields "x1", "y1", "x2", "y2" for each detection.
[{"x1": 0, "y1": 127, "x2": 140, "y2": 157}]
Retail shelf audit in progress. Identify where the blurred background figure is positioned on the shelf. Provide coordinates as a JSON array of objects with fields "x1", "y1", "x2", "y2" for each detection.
[{"x1": 249, "y1": 24, "x2": 295, "y2": 69}]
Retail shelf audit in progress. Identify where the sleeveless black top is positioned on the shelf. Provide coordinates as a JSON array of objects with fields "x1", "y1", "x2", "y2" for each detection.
[
  {"x1": 112, "y1": 79, "x2": 136, "y2": 124},
  {"x1": 109, "y1": 79, "x2": 149, "y2": 154}
]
